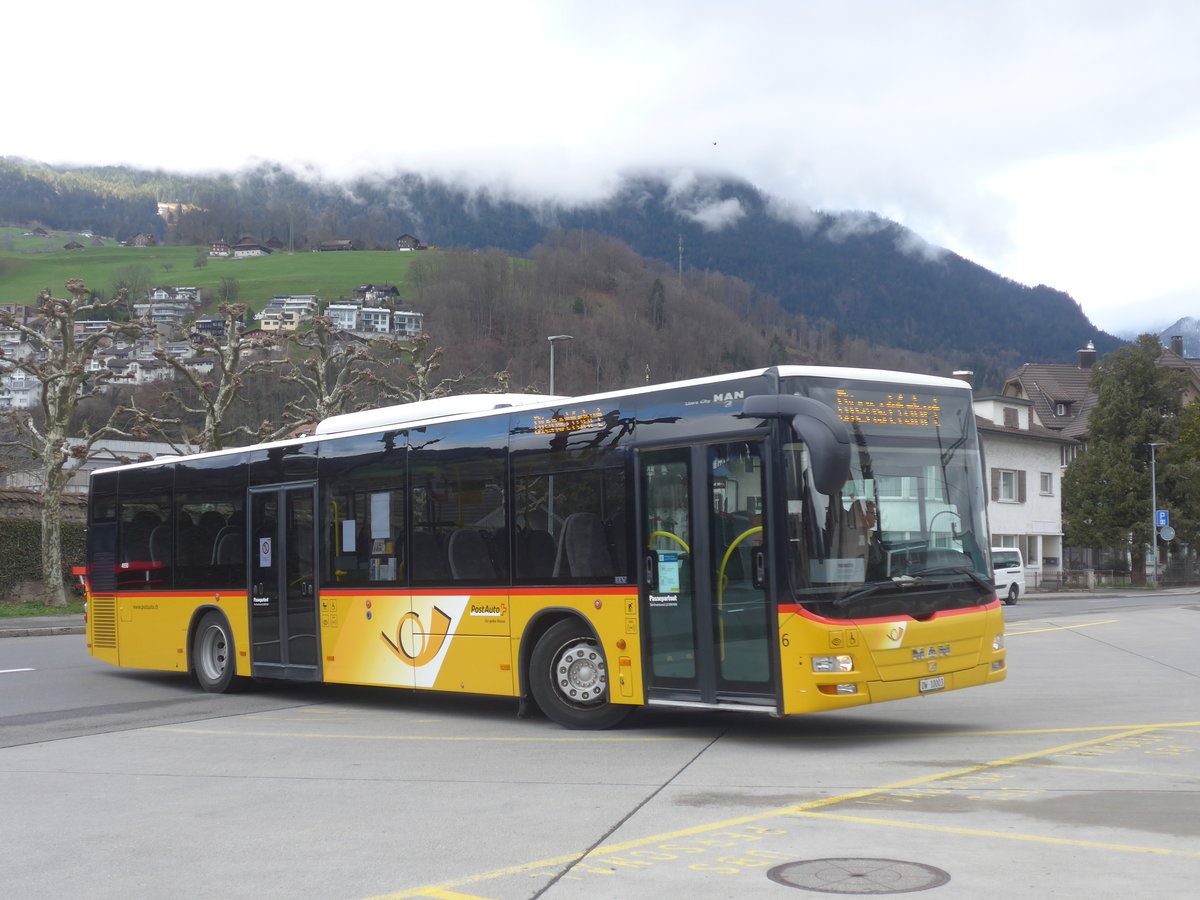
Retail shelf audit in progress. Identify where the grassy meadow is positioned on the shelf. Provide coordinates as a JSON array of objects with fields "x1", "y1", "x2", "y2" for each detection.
[{"x1": 0, "y1": 227, "x2": 420, "y2": 312}]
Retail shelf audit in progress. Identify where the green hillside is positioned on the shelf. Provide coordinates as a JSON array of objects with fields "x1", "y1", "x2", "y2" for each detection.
[{"x1": 0, "y1": 228, "x2": 418, "y2": 311}]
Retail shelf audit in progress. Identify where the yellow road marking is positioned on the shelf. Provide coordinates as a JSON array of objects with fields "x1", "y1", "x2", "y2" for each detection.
[
  {"x1": 362, "y1": 722, "x2": 1200, "y2": 899},
  {"x1": 1016, "y1": 761, "x2": 1200, "y2": 779},
  {"x1": 792, "y1": 811, "x2": 1200, "y2": 857},
  {"x1": 1005, "y1": 619, "x2": 1118, "y2": 635}
]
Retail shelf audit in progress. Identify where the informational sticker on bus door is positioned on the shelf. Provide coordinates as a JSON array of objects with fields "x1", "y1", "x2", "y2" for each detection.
[
  {"x1": 259, "y1": 537, "x2": 273, "y2": 568},
  {"x1": 658, "y1": 552, "x2": 681, "y2": 592}
]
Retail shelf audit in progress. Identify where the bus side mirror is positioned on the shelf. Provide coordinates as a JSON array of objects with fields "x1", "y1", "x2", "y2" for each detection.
[{"x1": 741, "y1": 394, "x2": 851, "y2": 495}]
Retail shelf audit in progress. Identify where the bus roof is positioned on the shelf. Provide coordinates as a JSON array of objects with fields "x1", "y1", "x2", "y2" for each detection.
[{"x1": 92, "y1": 365, "x2": 972, "y2": 475}]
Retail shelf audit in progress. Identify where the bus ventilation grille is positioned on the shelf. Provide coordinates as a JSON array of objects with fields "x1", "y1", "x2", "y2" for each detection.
[{"x1": 90, "y1": 596, "x2": 117, "y2": 648}]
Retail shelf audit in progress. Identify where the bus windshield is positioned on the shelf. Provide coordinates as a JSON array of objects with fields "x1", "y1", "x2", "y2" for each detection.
[{"x1": 781, "y1": 376, "x2": 992, "y2": 618}]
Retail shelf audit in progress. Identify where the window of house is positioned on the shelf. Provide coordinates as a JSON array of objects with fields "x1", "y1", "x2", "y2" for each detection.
[
  {"x1": 1026, "y1": 535, "x2": 1042, "y2": 568},
  {"x1": 992, "y1": 468, "x2": 1025, "y2": 503},
  {"x1": 1040, "y1": 472, "x2": 1054, "y2": 495},
  {"x1": 1055, "y1": 402, "x2": 1068, "y2": 416},
  {"x1": 1003, "y1": 407, "x2": 1018, "y2": 428}
]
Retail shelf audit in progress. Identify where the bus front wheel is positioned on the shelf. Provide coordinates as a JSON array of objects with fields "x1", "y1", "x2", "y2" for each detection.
[
  {"x1": 192, "y1": 611, "x2": 240, "y2": 693},
  {"x1": 529, "y1": 619, "x2": 630, "y2": 729}
]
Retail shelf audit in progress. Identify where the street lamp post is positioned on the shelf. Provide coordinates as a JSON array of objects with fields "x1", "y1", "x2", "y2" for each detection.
[
  {"x1": 547, "y1": 334, "x2": 573, "y2": 394},
  {"x1": 1149, "y1": 442, "x2": 1167, "y2": 583}
]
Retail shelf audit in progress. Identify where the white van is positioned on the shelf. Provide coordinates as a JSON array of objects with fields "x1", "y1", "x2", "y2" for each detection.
[{"x1": 991, "y1": 547, "x2": 1026, "y2": 605}]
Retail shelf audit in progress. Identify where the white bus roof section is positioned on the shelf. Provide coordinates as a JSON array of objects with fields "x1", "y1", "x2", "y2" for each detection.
[{"x1": 315, "y1": 393, "x2": 563, "y2": 435}]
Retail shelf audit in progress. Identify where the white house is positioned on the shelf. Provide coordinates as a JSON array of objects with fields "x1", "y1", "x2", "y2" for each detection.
[{"x1": 974, "y1": 394, "x2": 1075, "y2": 587}]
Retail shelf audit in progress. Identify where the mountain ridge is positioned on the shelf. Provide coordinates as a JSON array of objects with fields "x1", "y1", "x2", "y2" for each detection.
[{"x1": 0, "y1": 158, "x2": 1123, "y2": 380}]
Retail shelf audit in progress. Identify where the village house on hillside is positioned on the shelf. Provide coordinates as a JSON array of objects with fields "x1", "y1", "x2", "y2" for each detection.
[
  {"x1": 209, "y1": 240, "x2": 231, "y2": 257},
  {"x1": 233, "y1": 237, "x2": 272, "y2": 258},
  {"x1": 395, "y1": 233, "x2": 427, "y2": 251},
  {"x1": 257, "y1": 295, "x2": 320, "y2": 332},
  {"x1": 317, "y1": 239, "x2": 355, "y2": 252}
]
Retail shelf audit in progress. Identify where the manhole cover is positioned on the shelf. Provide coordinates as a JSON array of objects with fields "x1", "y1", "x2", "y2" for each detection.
[{"x1": 767, "y1": 858, "x2": 950, "y2": 894}]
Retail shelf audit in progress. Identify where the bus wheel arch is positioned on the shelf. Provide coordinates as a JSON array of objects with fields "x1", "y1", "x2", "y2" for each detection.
[
  {"x1": 523, "y1": 613, "x2": 631, "y2": 729},
  {"x1": 190, "y1": 609, "x2": 241, "y2": 693}
]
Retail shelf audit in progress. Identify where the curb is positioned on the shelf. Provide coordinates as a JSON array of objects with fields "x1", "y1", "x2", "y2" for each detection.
[{"x1": 0, "y1": 624, "x2": 85, "y2": 639}]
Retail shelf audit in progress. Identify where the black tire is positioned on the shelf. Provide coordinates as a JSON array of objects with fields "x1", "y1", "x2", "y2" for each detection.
[
  {"x1": 1006, "y1": 585, "x2": 1019, "y2": 606},
  {"x1": 192, "y1": 611, "x2": 240, "y2": 693},
  {"x1": 529, "y1": 619, "x2": 631, "y2": 729}
]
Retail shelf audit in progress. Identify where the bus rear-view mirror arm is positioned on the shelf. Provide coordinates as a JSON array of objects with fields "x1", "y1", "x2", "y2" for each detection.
[{"x1": 740, "y1": 394, "x2": 851, "y2": 495}]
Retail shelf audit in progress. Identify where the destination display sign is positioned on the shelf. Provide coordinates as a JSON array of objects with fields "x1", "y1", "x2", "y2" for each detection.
[
  {"x1": 833, "y1": 388, "x2": 942, "y2": 429},
  {"x1": 532, "y1": 407, "x2": 608, "y2": 436}
]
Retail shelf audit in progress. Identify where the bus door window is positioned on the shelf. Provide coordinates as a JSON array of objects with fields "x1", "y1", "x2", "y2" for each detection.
[
  {"x1": 708, "y1": 442, "x2": 770, "y2": 687},
  {"x1": 642, "y1": 451, "x2": 695, "y2": 680},
  {"x1": 251, "y1": 493, "x2": 282, "y2": 664}
]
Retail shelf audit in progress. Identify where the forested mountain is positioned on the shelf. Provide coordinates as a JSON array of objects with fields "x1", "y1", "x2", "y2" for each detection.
[{"x1": 0, "y1": 157, "x2": 1122, "y2": 385}]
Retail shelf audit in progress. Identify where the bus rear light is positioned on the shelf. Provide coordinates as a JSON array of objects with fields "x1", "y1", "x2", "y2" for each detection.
[{"x1": 812, "y1": 655, "x2": 854, "y2": 673}]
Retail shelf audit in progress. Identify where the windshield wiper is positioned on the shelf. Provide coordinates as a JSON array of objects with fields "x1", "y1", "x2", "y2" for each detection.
[
  {"x1": 831, "y1": 567, "x2": 993, "y2": 609},
  {"x1": 911, "y1": 565, "x2": 995, "y2": 598},
  {"x1": 831, "y1": 576, "x2": 922, "y2": 608}
]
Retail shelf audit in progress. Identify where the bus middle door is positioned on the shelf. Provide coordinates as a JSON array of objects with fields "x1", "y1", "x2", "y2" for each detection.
[{"x1": 249, "y1": 483, "x2": 320, "y2": 681}]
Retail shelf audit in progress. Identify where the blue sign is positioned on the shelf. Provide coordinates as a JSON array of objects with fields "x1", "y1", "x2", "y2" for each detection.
[{"x1": 1156, "y1": 509, "x2": 1170, "y2": 527}]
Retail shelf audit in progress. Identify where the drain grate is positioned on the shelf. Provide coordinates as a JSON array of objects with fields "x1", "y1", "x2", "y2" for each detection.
[{"x1": 767, "y1": 858, "x2": 950, "y2": 894}]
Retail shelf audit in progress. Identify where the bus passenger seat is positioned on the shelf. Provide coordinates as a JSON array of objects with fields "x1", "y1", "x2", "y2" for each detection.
[
  {"x1": 447, "y1": 529, "x2": 497, "y2": 581},
  {"x1": 411, "y1": 531, "x2": 450, "y2": 581},
  {"x1": 554, "y1": 512, "x2": 614, "y2": 579},
  {"x1": 148, "y1": 525, "x2": 173, "y2": 566},
  {"x1": 212, "y1": 528, "x2": 245, "y2": 565}
]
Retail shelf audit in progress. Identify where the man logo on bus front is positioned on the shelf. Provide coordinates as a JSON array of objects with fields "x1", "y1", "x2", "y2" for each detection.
[{"x1": 380, "y1": 607, "x2": 452, "y2": 667}]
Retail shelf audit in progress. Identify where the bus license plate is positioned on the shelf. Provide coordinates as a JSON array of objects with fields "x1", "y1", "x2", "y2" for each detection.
[{"x1": 920, "y1": 676, "x2": 945, "y2": 693}]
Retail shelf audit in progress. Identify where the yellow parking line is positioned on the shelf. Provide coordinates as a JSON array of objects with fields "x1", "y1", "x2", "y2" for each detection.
[
  {"x1": 1006, "y1": 619, "x2": 1117, "y2": 635},
  {"x1": 363, "y1": 722, "x2": 1200, "y2": 899},
  {"x1": 791, "y1": 810, "x2": 1200, "y2": 858},
  {"x1": 1016, "y1": 761, "x2": 1200, "y2": 779}
]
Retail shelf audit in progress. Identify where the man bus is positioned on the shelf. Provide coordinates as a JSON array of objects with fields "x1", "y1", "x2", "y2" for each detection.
[{"x1": 84, "y1": 366, "x2": 1006, "y2": 728}]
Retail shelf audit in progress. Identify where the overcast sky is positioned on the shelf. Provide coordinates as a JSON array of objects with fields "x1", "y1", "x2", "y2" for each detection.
[{"x1": 6, "y1": 0, "x2": 1199, "y2": 336}]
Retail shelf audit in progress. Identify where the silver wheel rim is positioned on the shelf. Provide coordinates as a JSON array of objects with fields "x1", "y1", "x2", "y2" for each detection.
[
  {"x1": 198, "y1": 624, "x2": 229, "y2": 683},
  {"x1": 551, "y1": 638, "x2": 607, "y2": 707}
]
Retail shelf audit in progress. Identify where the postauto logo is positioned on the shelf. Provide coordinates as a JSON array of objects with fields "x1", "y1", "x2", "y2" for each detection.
[{"x1": 380, "y1": 607, "x2": 452, "y2": 667}]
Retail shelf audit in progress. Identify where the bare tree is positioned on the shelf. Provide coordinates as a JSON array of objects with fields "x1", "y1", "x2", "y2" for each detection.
[
  {"x1": 391, "y1": 333, "x2": 465, "y2": 402},
  {"x1": 147, "y1": 303, "x2": 284, "y2": 452},
  {"x1": 0, "y1": 280, "x2": 143, "y2": 606},
  {"x1": 263, "y1": 317, "x2": 386, "y2": 438}
]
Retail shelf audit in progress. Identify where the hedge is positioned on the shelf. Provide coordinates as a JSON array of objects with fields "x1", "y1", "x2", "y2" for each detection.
[{"x1": 0, "y1": 518, "x2": 87, "y2": 587}]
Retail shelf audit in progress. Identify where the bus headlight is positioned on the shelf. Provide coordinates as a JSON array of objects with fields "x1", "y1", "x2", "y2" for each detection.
[
  {"x1": 992, "y1": 634, "x2": 1005, "y2": 652},
  {"x1": 812, "y1": 655, "x2": 854, "y2": 673}
]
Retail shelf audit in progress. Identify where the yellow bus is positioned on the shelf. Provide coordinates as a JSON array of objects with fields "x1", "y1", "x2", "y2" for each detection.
[{"x1": 84, "y1": 366, "x2": 1006, "y2": 728}]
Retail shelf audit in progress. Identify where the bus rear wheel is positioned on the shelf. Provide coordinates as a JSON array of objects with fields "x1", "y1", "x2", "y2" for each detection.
[
  {"x1": 529, "y1": 619, "x2": 630, "y2": 729},
  {"x1": 193, "y1": 611, "x2": 240, "y2": 693}
]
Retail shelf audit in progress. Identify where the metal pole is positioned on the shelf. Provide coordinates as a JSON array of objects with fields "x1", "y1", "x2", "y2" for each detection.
[
  {"x1": 1149, "y1": 442, "x2": 1166, "y2": 583},
  {"x1": 547, "y1": 334, "x2": 572, "y2": 394}
]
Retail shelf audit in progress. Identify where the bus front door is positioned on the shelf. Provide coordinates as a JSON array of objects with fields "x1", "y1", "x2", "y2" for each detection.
[
  {"x1": 639, "y1": 442, "x2": 775, "y2": 710},
  {"x1": 249, "y1": 484, "x2": 320, "y2": 680}
]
